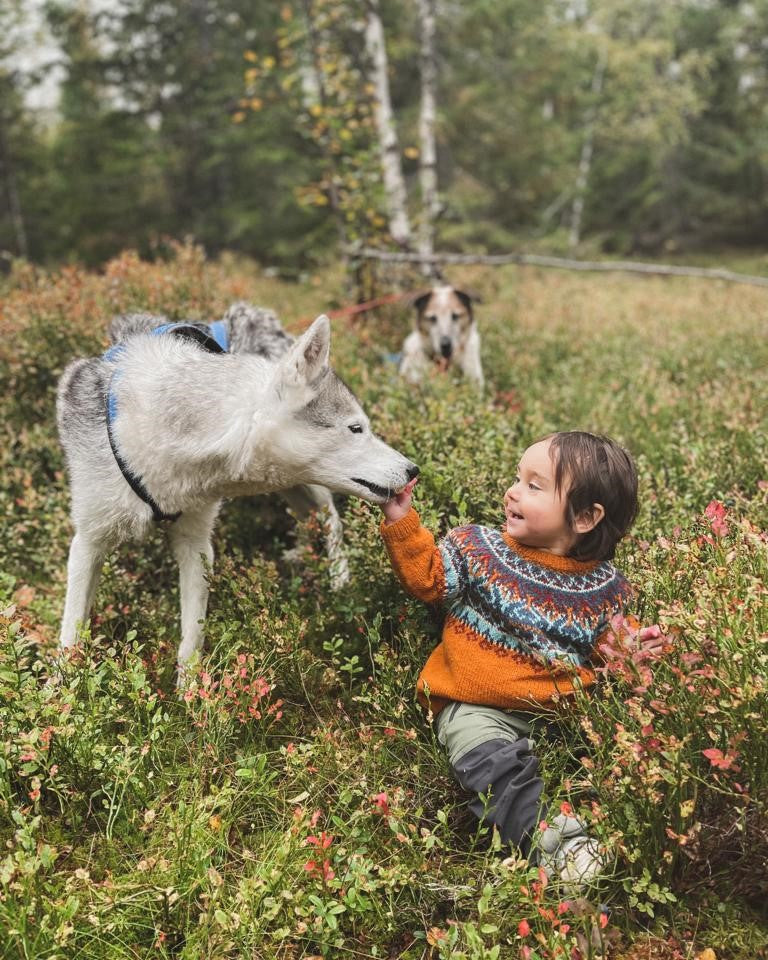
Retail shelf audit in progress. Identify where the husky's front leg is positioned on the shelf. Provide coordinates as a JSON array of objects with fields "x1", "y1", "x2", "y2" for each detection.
[
  {"x1": 281, "y1": 484, "x2": 350, "y2": 588},
  {"x1": 169, "y1": 503, "x2": 219, "y2": 685},
  {"x1": 59, "y1": 532, "x2": 106, "y2": 649}
]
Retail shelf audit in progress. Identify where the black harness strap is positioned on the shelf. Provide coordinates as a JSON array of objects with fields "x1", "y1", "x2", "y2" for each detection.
[
  {"x1": 164, "y1": 323, "x2": 227, "y2": 355},
  {"x1": 106, "y1": 323, "x2": 227, "y2": 523},
  {"x1": 106, "y1": 414, "x2": 182, "y2": 522}
]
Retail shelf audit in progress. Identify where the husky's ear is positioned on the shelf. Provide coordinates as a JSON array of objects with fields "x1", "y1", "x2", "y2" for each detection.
[{"x1": 286, "y1": 314, "x2": 331, "y2": 383}]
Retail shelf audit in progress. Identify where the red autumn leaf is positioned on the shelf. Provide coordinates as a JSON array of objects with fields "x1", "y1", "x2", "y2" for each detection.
[{"x1": 702, "y1": 747, "x2": 739, "y2": 770}]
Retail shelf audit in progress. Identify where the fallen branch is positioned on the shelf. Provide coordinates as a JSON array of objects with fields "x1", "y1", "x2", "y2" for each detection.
[{"x1": 347, "y1": 246, "x2": 768, "y2": 289}]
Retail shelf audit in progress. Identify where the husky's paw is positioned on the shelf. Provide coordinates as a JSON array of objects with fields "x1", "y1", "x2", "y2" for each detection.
[{"x1": 175, "y1": 657, "x2": 200, "y2": 696}]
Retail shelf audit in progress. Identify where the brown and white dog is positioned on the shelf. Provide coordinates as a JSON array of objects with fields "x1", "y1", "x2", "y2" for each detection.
[{"x1": 399, "y1": 285, "x2": 484, "y2": 389}]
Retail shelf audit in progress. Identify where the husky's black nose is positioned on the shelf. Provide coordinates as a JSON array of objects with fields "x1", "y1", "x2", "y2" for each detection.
[
  {"x1": 439, "y1": 337, "x2": 453, "y2": 359},
  {"x1": 407, "y1": 464, "x2": 420, "y2": 481}
]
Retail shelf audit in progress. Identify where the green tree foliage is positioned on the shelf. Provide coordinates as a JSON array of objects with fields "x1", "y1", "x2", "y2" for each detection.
[
  {"x1": 42, "y1": 3, "x2": 166, "y2": 264},
  {"x1": 0, "y1": 1, "x2": 35, "y2": 262},
  {"x1": 670, "y1": 0, "x2": 768, "y2": 248},
  {"x1": 564, "y1": 0, "x2": 713, "y2": 253},
  {"x1": 241, "y1": 0, "x2": 395, "y2": 248},
  {"x1": 100, "y1": 0, "x2": 327, "y2": 263},
  {"x1": 439, "y1": 0, "x2": 579, "y2": 245},
  {"x1": 3, "y1": 0, "x2": 768, "y2": 266}
]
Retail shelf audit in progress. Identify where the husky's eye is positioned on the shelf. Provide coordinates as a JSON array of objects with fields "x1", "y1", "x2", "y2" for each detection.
[
  {"x1": 348, "y1": 423, "x2": 364, "y2": 434},
  {"x1": 427, "y1": 315, "x2": 437, "y2": 325},
  {"x1": 451, "y1": 312, "x2": 461, "y2": 322}
]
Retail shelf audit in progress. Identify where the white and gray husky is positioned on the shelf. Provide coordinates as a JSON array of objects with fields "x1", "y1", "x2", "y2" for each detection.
[
  {"x1": 108, "y1": 302, "x2": 352, "y2": 585},
  {"x1": 56, "y1": 302, "x2": 418, "y2": 680}
]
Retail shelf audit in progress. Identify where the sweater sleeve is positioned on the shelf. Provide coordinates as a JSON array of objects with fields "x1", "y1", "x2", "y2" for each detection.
[{"x1": 380, "y1": 508, "x2": 467, "y2": 604}]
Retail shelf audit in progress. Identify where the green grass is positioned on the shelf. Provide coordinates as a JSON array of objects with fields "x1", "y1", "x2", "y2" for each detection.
[{"x1": 1, "y1": 243, "x2": 767, "y2": 959}]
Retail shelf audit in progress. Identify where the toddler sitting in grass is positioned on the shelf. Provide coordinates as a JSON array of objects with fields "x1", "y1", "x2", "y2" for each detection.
[{"x1": 380, "y1": 431, "x2": 638, "y2": 892}]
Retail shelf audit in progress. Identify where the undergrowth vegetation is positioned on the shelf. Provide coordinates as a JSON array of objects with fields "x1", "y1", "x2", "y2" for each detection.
[{"x1": 1, "y1": 243, "x2": 767, "y2": 959}]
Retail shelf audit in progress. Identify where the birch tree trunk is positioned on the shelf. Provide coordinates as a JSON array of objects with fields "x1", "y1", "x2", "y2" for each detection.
[
  {"x1": 363, "y1": 0, "x2": 411, "y2": 246},
  {"x1": 569, "y1": 51, "x2": 605, "y2": 250},
  {"x1": 416, "y1": 0, "x2": 439, "y2": 276}
]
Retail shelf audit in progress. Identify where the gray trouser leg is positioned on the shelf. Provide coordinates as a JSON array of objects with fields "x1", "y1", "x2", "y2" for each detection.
[
  {"x1": 452, "y1": 737, "x2": 543, "y2": 855},
  {"x1": 436, "y1": 701, "x2": 545, "y2": 855}
]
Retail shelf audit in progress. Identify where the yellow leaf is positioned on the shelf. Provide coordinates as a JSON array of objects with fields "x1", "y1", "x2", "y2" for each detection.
[
  {"x1": 244, "y1": 50, "x2": 258, "y2": 63},
  {"x1": 209, "y1": 814, "x2": 222, "y2": 831},
  {"x1": 404, "y1": 146, "x2": 419, "y2": 159},
  {"x1": 695, "y1": 951, "x2": 716, "y2": 960}
]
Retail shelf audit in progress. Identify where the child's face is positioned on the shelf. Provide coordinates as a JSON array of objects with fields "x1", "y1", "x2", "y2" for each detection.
[{"x1": 503, "y1": 439, "x2": 576, "y2": 556}]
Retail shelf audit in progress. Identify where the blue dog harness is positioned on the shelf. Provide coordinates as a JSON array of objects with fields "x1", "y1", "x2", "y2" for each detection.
[{"x1": 105, "y1": 322, "x2": 229, "y2": 522}]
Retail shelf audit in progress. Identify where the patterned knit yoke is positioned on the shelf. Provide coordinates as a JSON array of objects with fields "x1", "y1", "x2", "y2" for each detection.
[{"x1": 441, "y1": 524, "x2": 628, "y2": 667}]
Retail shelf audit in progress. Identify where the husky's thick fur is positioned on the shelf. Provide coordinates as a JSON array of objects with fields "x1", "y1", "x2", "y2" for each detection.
[
  {"x1": 400, "y1": 285, "x2": 484, "y2": 389},
  {"x1": 57, "y1": 310, "x2": 418, "y2": 678},
  {"x1": 109, "y1": 302, "x2": 351, "y2": 585}
]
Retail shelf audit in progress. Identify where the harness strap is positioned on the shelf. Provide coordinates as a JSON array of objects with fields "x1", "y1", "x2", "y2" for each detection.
[
  {"x1": 106, "y1": 411, "x2": 182, "y2": 522},
  {"x1": 152, "y1": 322, "x2": 228, "y2": 354},
  {"x1": 105, "y1": 321, "x2": 228, "y2": 522},
  {"x1": 208, "y1": 320, "x2": 229, "y2": 351}
]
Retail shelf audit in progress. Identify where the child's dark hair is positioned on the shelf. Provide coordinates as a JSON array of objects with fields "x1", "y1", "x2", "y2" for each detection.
[{"x1": 546, "y1": 431, "x2": 638, "y2": 561}]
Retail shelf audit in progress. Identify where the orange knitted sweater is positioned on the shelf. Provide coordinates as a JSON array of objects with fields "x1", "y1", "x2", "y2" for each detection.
[{"x1": 381, "y1": 508, "x2": 631, "y2": 716}]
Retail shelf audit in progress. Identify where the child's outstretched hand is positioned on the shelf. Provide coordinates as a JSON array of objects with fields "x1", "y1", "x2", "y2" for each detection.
[
  {"x1": 381, "y1": 477, "x2": 419, "y2": 525},
  {"x1": 636, "y1": 624, "x2": 667, "y2": 656}
]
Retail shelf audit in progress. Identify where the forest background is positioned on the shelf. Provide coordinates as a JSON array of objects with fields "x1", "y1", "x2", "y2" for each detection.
[
  {"x1": 2, "y1": 0, "x2": 768, "y2": 270},
  {"x1": 2, "y1": 2, "x2": 768, "y2": 959}
]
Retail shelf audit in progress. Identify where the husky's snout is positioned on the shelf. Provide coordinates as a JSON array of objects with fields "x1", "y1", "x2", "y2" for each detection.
[
  {"x1": 397, "y1": 463, "x2": 420, "y2": 491},
  {"x1": 439, "y1": 336, "x2": 453, "y2": 359},
  {"x1": 351, "y1": 461, "x2": 419, "y2": 503}
]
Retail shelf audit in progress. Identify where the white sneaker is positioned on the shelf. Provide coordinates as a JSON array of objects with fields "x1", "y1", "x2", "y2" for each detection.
[
  {"x1": 555, "y1": 836, "x2": 604, "y2": 890},
  {"x1": 538, "y1": 814, "x2": 604, "y2": 894}
]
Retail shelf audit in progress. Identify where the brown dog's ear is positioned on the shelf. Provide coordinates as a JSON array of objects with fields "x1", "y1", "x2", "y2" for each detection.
[
  {"x1": 452, "y1": 288, "x2": 477, "y2": 323},
  {"x1": 454, "y1": 288, "x2": 483, "y2": 307},
  {"x1": 410, "y1": 290, "x2": 433, "y2": 314}
]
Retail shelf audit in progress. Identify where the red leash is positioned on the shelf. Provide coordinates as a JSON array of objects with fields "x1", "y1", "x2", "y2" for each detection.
[{"x1": 297, "y1": 291, "x2": 409, "y2": 326}]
